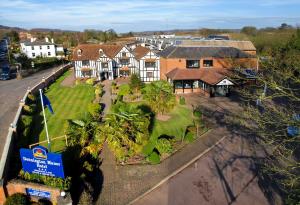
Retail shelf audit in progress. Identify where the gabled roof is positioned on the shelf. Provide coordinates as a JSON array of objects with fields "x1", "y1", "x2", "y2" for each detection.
[
  {"x1": 165, "y1": 68, "x2": 230, "y2": 85},
  {"x1": 133, "y1": 46, "x2": 150, "y2": 59},
  {"x1": 73, "y1": 44, "x2": 123, "y2": 61},
  {"x1": 158, "y1": 46, "x2": 253, "y2": 59},
  {"x1": 179, "y1": 40, "x2": 256, "y2": 51}
]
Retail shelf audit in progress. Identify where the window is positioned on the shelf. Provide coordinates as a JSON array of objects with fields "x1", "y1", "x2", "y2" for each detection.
[
  {"x1": 82, "y1": 60, "x2": 89, "y2": 66},
  {"x1": 47, "y1": 45, "x2": 50, "y2": 49},
  {"x1": 102, "y1": 62, "x2": 108, "y2": 68},
  {"x1": 99, "y1": 49, "x2": 104, "y2": 56},
  {"x1": 120, "y1": 59, "x2": 129, "y2": 65},
  {"x1": 48, "y1": 52, "x2": 51, "y2": 56},
  {"x1": 40, "y1": 52, "x2": 42, "y2": 56},
  {"x1": 174, "y1": 81, "x2": 183, "y2": 88},
  {"x1": 122, "y1": 52, "x2": 127, "y2": 57},
  {"x1": 145, "y1": 62, "x2": 156, "y2": 68},
  {"x1": 146, "y1": 71, "x2": 153, "y2": 78},
  {"x1": 32, "y1": 53, "x2": 35, "y2": 57},
  {"x1": 31, "y1": 46, "x2": 34, "y2": 50},
  {"x1": 186, "y1": 60, "x2": 200, "y2": 68},
  {"x1": 77, "y1": 49, "x2": 82, "y2": 56},
  {"x1": 203, "y1": 60, "x2": 213, "y2": 67},
  {"x1": 39, "y1": 46, "x2": 42, "y2": 49}
]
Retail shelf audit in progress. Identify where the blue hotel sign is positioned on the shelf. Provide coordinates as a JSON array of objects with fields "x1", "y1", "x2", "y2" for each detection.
[
  {"x1": 20, "y1": 146, "x2": 65, "y2": 178},
  {"x1": 26, "y1": 188, "x2": 51, "y2": 199}
]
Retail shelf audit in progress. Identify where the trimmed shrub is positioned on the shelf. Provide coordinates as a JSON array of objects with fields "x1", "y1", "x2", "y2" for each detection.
[
  {"x1": 19, "y1": 170, "x2": 71, "y2": 190},
  {"x1": 4, "y1": 193, "x2": 30, "y2": 205},
  {"x1": 156, "y1": 138, "x2": 173, "y2": 154},
  {"x1": 179, "y1": 96, "x2": 185, "y2": 105},
  {"x1": 193, "y1": 110, "x2": 202, "y2": 118},
  {"x1": 118, "y1": 84, "x2": 130, "y2": 96},
  {"x1": 27, "y1": 93, "x2": 36, "y2": 104},
  {"x1": 86, "y1": 78, "x2": 95, "y2": 85},
  {"x1": 88, "y1": 103, "x2": 101, "y2": 117},
  {"x1": 23, "y1": 105, "x2": 33, "y2": 115},
  {"x1": 147, "y1": 151, "x2": 160, "y2": 164},
  {"x1": 142, "y1": 141, "x2": 156, "y2": 156},
  {"x1": 19, "y1": 115, "x2": 33, "y2": 131},
  {"x1": 75, "y1": 79, "x2": 81, "y2": 85}
]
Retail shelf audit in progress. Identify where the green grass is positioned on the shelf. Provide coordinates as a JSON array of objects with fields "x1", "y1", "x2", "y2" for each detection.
[
  {"x1": 31, "y1": 71, "x2": 95, "y2": 152},
  {"x1": 150, "y1": 105, "x2": 194, "y2": 141}
]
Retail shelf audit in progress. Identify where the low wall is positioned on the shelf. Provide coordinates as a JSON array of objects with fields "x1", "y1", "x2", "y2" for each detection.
[
  {"x1": 0, "y1": 64, "x2": 72, "y2": 205},
  {"x1": 6, "y1": 179, "x2": 61, "y2": 204}
]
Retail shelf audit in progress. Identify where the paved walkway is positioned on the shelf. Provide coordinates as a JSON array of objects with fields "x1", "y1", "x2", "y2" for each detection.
[
  {"x1": 0, "y1": 67, "x2": 60, "y2": 159},
  {"x1": 100, "y1": 80, "x2": 112, "y2": 116}
]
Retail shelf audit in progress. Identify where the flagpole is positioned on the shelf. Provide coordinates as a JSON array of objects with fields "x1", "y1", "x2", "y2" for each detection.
[{"x1": 39, "y1": 89, "x2": 51, "y2": 151}]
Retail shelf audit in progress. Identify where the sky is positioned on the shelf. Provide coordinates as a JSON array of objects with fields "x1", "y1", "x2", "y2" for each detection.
[{"x1": 0, "y1": 0, "x2": 300, "y2": 33}]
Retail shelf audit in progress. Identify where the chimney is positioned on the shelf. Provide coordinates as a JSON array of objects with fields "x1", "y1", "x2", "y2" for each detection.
[
  {"x1": 51, "y1": 38, "x2": 54, "y2": 43},
  {"x1": 45, "y1": 37, "x2": 49, "y2": 42}
]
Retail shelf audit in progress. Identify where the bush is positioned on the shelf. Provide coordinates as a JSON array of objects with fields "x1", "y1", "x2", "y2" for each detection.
[
  {"x1": 179, "y1": 96, "x2": 185, "y2": 105},
  {"x1": 78, "y1": 189, "x2": 93, "y2": 205},
  {"x1": 156, "y1": 138, "x2": 173, "y2": 154},
  {"x1": 147, "y1": 151, "x2": 160, "y2": 164},
  {"x1": 142, "y1": 141, "x2": 156, "y2": 156},
  {"x1": 19, "y1": 115, "x2": 33, "y2": 131},
  {"x1": 23, "y1": 105, "x2": 34, "y2": 115},
  {"x1": 193, "y1": 110, "x2": 202, "y2": 118},
  {"x1": 27, "y1": 93, "x2": 36, "y2": 104},
  {"x1": 118, "y1": 84, "x2": 130, "y2": 96},
  {"x1": 19, "y1": 170, "x2": 71, "y2": 190},
  {"x1": 86, "y1": 78, "x2": 95, "y2": 85},
  {"x1": 4, "y1": 193, "x2": 30, "y2": 205},
  {"x1": 75, "y1": 79, "x2": 81, "y2": 85},
  {"x1": 185, "y1": 132, "x2": 195, "y2": 142},
  {"x1": 88, "y1": 103, "x2": 101, "y2": 118},
  {"x1": 94, "y1": 85, "x2": 103, "y2": 97}
]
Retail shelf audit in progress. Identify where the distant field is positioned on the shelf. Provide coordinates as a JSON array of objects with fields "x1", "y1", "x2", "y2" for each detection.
[{"x1": 31, "y1": 71, "x2": 94, "y2": 152}]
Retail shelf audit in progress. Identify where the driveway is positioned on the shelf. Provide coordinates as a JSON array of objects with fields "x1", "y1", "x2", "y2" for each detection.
[{"x1": 0, "y1": 67, "x2": 61, "y2": 158}]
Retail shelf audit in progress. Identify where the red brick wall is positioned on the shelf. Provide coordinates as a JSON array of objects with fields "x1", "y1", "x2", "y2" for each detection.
[{"x1": 0, "y1": 179, "x2": 61, "y2": 205}]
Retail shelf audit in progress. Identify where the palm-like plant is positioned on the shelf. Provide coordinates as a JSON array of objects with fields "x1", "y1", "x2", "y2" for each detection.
[
  {"x1": 102, "y1": 102, "x2": 151, "y2": 161},
  {"x1": 143, "y1": 80, "x2": 176, "y2": 115}
]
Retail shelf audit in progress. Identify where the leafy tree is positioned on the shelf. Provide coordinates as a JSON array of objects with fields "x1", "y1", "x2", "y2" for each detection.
[
  {"x1": 129, "y1": 73, "x2": 144, "y2": 93},
  {"x1": 241, "y1": 26, "x2": 257, "y2": 36},
  {"x1": 7, "y1": 30, "x2": 20, "y2": 43},
  {"x1": 233, "y1": 29, "x2": 300, "y2": 204},
  {"x1": 143, "y1": 80, "x2": 176, "y2": 115}
]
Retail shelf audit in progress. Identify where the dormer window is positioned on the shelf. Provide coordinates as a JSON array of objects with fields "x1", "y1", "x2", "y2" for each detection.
[
  {"x1": 99, "y1": 49, "x2": 104, "y2": 57},
  {"x1": 77, "y1": 49, "x2": 82, "y2": 56}
]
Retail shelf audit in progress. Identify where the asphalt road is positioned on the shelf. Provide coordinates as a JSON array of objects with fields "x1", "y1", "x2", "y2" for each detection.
[{"x1": 0, "y1": 67, "x2": 61, "y2": 158}]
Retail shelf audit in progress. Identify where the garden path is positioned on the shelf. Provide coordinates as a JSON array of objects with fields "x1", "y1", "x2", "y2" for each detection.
[{"x1": 100, "y1": 80, "x2": 112, "y2": 116}]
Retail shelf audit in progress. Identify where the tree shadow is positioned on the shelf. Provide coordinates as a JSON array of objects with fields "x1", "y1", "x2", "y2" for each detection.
[{"x1": 137, "y1": 104, "x2": 156, "y2": 135}]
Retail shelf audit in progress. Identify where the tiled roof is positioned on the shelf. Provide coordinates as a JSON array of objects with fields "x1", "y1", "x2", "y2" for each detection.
[
  {"x1": 73, "y1": 44, "x2": 123, "y2": 61},
  {"x1": 158, "y1": 46, "x2": 253, "y2": 59},
  {"x1": 179, "y1": 40, "x2": 256, "y2": 51},
  {"x1": 165, "y1": 68, "x2": 229, "y2": 85},
  {"x1": 133, "y1": 46, "x2": 150, "y2": 59}
]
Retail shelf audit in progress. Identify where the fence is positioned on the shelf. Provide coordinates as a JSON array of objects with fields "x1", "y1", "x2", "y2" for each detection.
[{"x1": 0, "y1": 64, "x2": 72, "y2": 204}]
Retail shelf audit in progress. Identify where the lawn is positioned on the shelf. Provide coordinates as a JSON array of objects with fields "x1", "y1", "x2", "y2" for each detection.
[
  {"x1": 150, "y1": 105, "x2": 194, "y2": 141},
  {"x1": 31, "y1": 71, "x2": 95, "y2": 152}
]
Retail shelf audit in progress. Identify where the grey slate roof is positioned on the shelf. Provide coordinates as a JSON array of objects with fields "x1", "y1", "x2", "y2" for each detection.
[
  {"x1": 158, "y1": 46, "x2": 253, "y2": 59},
  {"x1": 22, "y1": 41, "x2": 55, "y2": 46}
]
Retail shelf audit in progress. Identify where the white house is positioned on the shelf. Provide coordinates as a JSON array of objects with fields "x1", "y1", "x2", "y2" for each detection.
[
  {"x1": 73, "y1": 44, "x2": 124, "y2": 80},
  {"x1": 133, "y1": 46, "x2": 160, "y2": 82},
  {"x1": 20, "y1": 37, "x2": 60, "y2": 59}
]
